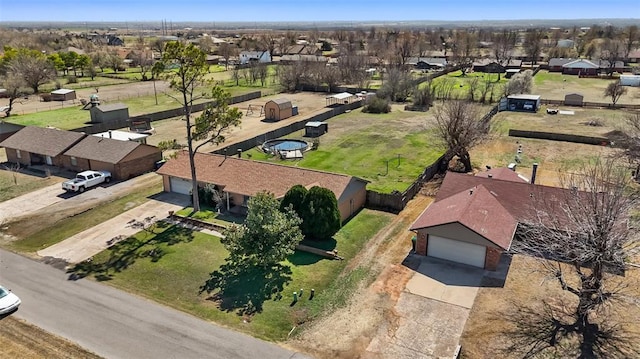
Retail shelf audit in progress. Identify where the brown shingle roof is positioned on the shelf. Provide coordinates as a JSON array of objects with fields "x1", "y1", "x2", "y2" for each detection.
[
  {"x1": 475, "y1": 167, "x2": 528, "y2": 183},
  {"x1": 268, "y1": 98, "x2": 292, "y2": 109},
  {"x1": 63, "y1": 136, "x2": 150, "y2": 163},
  {"x1": 410, "y1": 184, "x2": 517, "y2": 250},
  {"x1": 157, "y1": 151, "x2": 365, "y2": 200},
  {"x1": 0, "y1": 126, "x2": 85, "y2": 157}
]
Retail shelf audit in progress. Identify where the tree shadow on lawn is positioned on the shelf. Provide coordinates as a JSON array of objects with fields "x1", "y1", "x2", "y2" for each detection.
[
  {"x1": 67, "y1": 223, "x2": 193, "y2": 281},
  {"x1": 199, "y1": 261, "x2": 292, "y2": 317}
]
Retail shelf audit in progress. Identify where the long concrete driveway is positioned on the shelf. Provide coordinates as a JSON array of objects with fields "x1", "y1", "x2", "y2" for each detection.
[
  {"x1": 38, "y1": 193, "x2": 190, "y2": 263},
  {"x1": 0, "y1": 249, "x2": 310, "y2": 359},
  {"x1": 0, "y1": 181, "x2": 66, "y2": 221}
]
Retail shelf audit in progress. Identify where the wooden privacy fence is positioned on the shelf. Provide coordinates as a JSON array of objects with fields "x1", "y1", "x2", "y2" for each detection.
[
  {"x1": 508, "y1": 129, "x2": 610, "y2": 146},
  {"x1": 71, "y1": 91, "x2": 262, "y2": 134},
  {"x1": 213, "y1": 100, "x2": 364, "y2": 155},
  {"x1": 539, "y1": 98, "x2": 640, "y2": 110}
]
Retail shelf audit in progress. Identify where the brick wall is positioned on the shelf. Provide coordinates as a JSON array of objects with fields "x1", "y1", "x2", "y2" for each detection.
[
  {"x1": 484, "y1": 247, "x2": 502, "y2": 271},
  {"x1": 415, "y1": 231, "x2": 428, "y2": 256}
]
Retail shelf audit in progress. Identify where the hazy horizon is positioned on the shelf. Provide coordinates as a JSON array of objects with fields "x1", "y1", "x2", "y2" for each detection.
[{"x1": 1, "y1": 0, "x2": 639, "y2": 23}]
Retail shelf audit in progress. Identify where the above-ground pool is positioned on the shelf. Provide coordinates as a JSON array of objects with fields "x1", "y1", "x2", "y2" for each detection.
[{"x1": 262, "y1": 139, "x2": 309, "y2": 153}]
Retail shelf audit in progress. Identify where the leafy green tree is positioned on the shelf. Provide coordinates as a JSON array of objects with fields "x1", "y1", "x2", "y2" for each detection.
[
  {"x1": 47, "y1": 53, "x2": 65, "y2": 74},
  {"x1": 159, "y1": 42, "x2": 241, "y2": 211},
  {"x1": 222, "y1": 192, "x2": 303, "y2": 267},
  {"x1": 59, "y1": 51, "x2": 78, "y2": 75},
  {"x1": 280, "y1": 184, "x2": 308, "y2": 218},
  {"x1": 75, "y1": 54, "x2": 91, "y2": 77},
  {"x1": 300, "y1": 186, "x2": 341, "y2": 240}
]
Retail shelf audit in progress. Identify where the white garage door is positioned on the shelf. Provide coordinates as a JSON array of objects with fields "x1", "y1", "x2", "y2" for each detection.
[
  {"x1": 169, "y1": 177, "x2": 192, "y2": 195},
  {"x1": 427, "y1": 235, "x2": 486, "y2": 268}
]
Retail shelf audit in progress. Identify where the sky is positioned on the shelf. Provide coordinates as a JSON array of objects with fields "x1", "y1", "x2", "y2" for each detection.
[{"x1": 0, "y1": 0, "x2": 638, "y2": 23}]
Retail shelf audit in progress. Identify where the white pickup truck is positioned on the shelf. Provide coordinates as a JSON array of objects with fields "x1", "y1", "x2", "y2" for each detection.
[{"x1": 62, "y1": 170, "x2": 112, "y2": 193}]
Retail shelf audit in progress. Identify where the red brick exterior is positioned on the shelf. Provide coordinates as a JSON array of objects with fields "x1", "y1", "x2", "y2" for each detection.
[
  {"x1": 415, "y1": 231, "x2": 428, "y2": 256},
  {"x1": 484, "y1": 247, "x2": 503, "y2": 271}
]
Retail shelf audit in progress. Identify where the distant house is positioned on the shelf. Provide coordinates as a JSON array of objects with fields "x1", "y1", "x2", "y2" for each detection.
[
  {"x1": 407, "y1": 57, "x2": 447, "y2": 70},
  {"x1": 279, "y1": 54, "x2": 328, "y2": 64},
  {"x1": 264, "y1": 98, "x2": 293, "y2": 121},
  {"x1": 50, "y1": 89, "x2": 76, "y2": 101},
  {"x1": 239, "y1": 50, "x2": 271, "y2": 65},
  {"x1": 107, "y1": 35, "x2": 124, "y2": 46},
  {"x1": 282, "y1": 44, "x2": 322, "y2": 56},
  {"x1": 62, "y1": 136, "x2": 161, "y2": 180},
  {"x1": 89, "y1": 103, "x2": 129, "y2": 123},
  {"x1": 0, "y1": 126, "x2": 85, "y2": 167},
  {"x1": 628, "y1": 49, "x2": 640, "y2": 63},
  {"x1": 562, "y1": 59, "x2": 599, "y2": 75},
  {"x1": 473, "y1": 59, "x2": 505, "y2": 73},
  {"x1": 157, "y1": 152, "x2": 368, "y2": 222},
  {"x1": 548, "y1": 58, "x2": 574, "y2": 72}
]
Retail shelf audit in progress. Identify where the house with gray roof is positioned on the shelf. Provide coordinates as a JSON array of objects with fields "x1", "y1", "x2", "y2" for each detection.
[{"x1": 0, "y1": 126, "x2": 85, "y2": 167}]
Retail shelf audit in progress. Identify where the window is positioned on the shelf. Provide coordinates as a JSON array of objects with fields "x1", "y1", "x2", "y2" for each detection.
[
  {"x1": 15, "y1": 150, "x2": 21, "y2": 159},
  {"x1": 70, "y1": 156, "x2": 77, "y2": 166}
]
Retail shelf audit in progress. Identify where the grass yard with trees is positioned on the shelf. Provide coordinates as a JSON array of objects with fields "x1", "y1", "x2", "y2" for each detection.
[{"x1": 67, "y1": 208, "x2": 393, "y2": 341}]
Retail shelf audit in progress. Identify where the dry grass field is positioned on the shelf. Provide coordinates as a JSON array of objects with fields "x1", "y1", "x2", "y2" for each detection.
[{"x1": 533, "y1": 70, "x2": 640, "y2": 105}]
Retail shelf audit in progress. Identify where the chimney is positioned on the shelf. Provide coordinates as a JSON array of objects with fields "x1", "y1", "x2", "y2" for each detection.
[
  {"x1": 531, "y1": 163, "x2": 539, "y2": 184},
  {"x1": 108, "y1": 130, "x2": 112, "y2": 138},
  {"x1": 237, "y1": 149, "x2": 242, "y2": 158}
]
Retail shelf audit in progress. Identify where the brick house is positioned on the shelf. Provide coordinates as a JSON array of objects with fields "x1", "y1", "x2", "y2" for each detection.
[
  {"x1": 410, "y1": 170, "x2": 576, "y2": 270},
  {"x1": 156, "y1": 151, "x2": 368, "y2": 222},
  {"x1": 61, "y1": 136, "x2": 161, "y2": 180},
  {"x1": 0, "y1": 126, "x2": 85, "y2": 167}
]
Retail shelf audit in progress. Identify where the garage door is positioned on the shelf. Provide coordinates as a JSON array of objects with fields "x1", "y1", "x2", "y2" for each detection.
[
  {"x1": 169, "y1": 177, "x2": 192, "y2": 195},
  {"x1": 427, "y1": 235, "x2": 486, "y2": 268}
]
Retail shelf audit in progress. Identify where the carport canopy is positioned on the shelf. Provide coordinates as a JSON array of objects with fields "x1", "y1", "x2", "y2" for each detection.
[{"x1": 326, "y1": 92, "x2": 356, "y2": 106}]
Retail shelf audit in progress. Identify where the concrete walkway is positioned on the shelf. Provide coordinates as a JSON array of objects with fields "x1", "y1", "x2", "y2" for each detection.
[{"x1": 38, "y1": 193, "x2": 190, "y2": 263}]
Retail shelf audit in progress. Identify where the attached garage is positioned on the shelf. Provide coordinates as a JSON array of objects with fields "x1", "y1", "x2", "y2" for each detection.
[
  {"x1": 427, "y1": 235, "x2": 486, "y2": 268},
  {"x1": 169, "y1": 177, "x2": 192, "y2": 195}
]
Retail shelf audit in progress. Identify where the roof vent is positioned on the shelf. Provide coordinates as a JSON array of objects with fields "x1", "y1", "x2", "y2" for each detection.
[{"x1": 488, "y1": 174, "x2": 493, "y2": 178}]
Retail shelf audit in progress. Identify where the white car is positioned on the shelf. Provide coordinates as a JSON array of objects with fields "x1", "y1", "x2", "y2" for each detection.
[{"x1": 0, "y1": 285, "x2": 21, "y2": 315}]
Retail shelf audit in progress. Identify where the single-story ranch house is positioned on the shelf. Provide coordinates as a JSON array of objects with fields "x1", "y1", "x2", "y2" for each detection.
[
  {"x1": 410, "y1": 170, "x2": 574, "y2": 270},
  {"x1": 157, "y1": 152, "x2": 368, "y2": 222},
  {"x1": 0, "y1": 126, "x2": 85, "y2": 166},
  {"x1": 62, "y1": 136, "x2": 161, "y2": 180},
  {"x1": 0, "y1": 126, "x2": 161, "y2": 179}
]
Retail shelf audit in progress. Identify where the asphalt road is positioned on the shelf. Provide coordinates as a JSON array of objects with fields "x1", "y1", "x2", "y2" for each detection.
[{"x1": 0, "y1": 249, "x2": 310, "y2": 359}]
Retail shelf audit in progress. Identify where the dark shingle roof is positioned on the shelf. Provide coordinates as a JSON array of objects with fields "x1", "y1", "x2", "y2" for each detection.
[
  {"x1": 63, "y1": 136, "x2": 146, "y2": 163},
  {"x1": 0, "y1": 126, "x2": 85, "y2": 157}
]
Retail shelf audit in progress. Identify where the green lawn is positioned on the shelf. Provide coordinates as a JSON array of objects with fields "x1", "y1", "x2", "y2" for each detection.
[
  {"x1": 68, "y1": 209, "x2": 393, "y2": 341},
  {"x1": 245, "y1": 108, "x2": 445, "y2": 193},
  {"x1": 5, "y1": 181, "x2": 162, "y2": 252},
  {"x1": 175, "y1": 206, "x2": 245, "y2": 226},
  {"x1": 428, "y1": 70, "x2": 508, "y2": 101}
]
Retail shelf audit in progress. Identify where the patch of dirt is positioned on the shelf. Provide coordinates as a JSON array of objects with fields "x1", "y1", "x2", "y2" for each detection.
[
  {"x1": 0, "y1": 316, "x2": 102, "y2": 359},
  {"x1": 289, "y1": 194, "x2": 434, "y2": 359}
]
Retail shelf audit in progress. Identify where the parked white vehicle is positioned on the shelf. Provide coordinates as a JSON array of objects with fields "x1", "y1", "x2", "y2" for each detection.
[
  {"x1": 62, "y1": 170, "x2": 111, "y2": 193},
  {"x1": 0, "y1": 285, "x2": 21, "y2": 315}
]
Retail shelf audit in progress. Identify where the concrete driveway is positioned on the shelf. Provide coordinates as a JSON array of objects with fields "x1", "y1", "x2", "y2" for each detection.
[
  {"x1": 405, "y1": 257, "x2": 484, "y2": 309},
  {"x1": 365, "y1": 255, "x2": 490, "y2": 359},
  {"x1": 38, "y1": 192, "x2": 190, "y2": 263},
  {"x1": 0, "y1": 181, "x2": 66, "y2": 221}
]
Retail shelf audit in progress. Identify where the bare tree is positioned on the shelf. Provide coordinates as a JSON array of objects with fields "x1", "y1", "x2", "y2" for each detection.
[
  {"x1": 218, "y1": 43, "x2": 236, "y2": 70},
  {"x1": 9, "y1": 52, "x2": 56, "y2": 93},
  {"x1": 491, "y1": 30, "x2": 517, "y2": 81},
  {"x1": 510, "y1": 157, "x2": 640, "y2": 358},
  {"x1": 467, "y1": 77, "x2": 480, "y2": 102},
  {"x1": 451, "y1": 31, "x2": 477, "y2": 74},
  {"x1": 599, "y1": 39, "x2": 623, "y2": 77},
  {"x1": 0, "y1": 73, "x2": 27, "y2": 117},
  {"x1": 604, "y1": 81, "x2": 627, "y2": 106},
  {"x1": 622, "y1": 25, "x2": 639, "y2": 62},
  {"x1": 479, "y1": 77, "x2": 495, "y2": 104},
  {"x1": 523, "y1": 29, "x2": 544, "y2": 65},
  {"x1": 433, "y1": 100, "x2": 486, "y2": 172}
]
